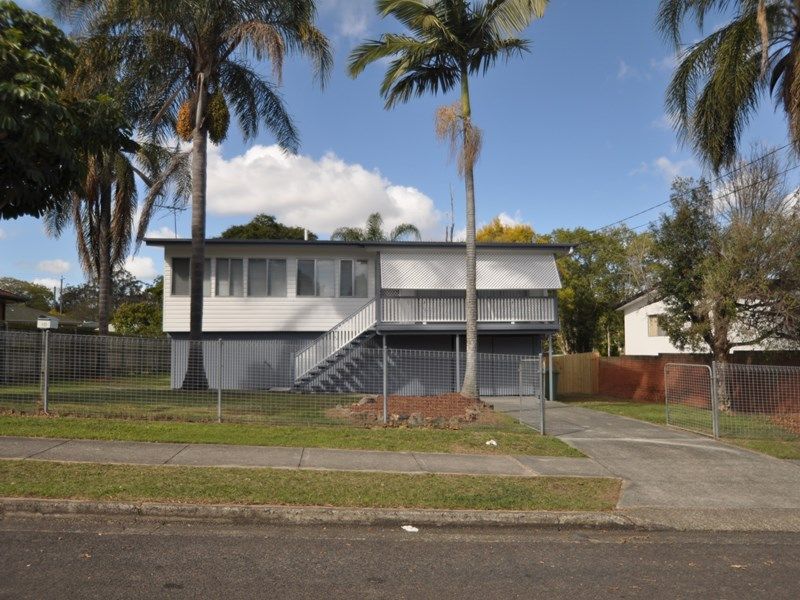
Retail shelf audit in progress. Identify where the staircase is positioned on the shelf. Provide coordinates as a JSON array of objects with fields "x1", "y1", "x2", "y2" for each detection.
[{"x1": 293, "y1": 299, "x2": 377, "y2": 387}]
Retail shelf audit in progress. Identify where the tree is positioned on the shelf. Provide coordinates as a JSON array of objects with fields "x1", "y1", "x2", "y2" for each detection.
[
  {"x1": 330, "y1": 212, "x2": 420, "y2": 242},
  {"x1": 543, "y1": 227, "x2": 652, "y2": 356},
  {"x1": 476, "y1": 216, "x2": 535, "y2": 243},
  {"x1": 220, "y1": 214, "x2": 316, "y2": 240},
  {"x1": 63, "y1": 0, "x2": 332, "y2": 388},
  {"x1": 657, "y1": 0, "x2": 800, "y2": 170},
  {"x1": 652, "y1": 152, "x2": 800, "y2": 364},
  {"x1": 348, "y1": 0, "x2": 547, "y2": 398},
  {"x1": 111, "y1": 278, "x2": 164, "y2": 337},
  {"x1": 0, "y1": 2, "x2": 125, "y2": 219},
  {"x1": 60, "y1": 269, "x2": 146, "y2": 321},
  {"x1": 0, "y1": 277, "x2": 54, "y2": 312}
]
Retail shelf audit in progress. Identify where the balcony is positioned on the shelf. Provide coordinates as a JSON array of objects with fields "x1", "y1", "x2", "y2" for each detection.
[{"x1": 379, "y1": 295, "x2": 556, "y2": 324}]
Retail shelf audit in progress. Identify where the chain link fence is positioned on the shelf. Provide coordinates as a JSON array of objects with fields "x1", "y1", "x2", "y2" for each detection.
[
  {"x1": 0, "y1": 329, "x2": 542, "y2": 428},
  {"x1": 665, "y1": 361, "x2": 800, "y2": 440}
]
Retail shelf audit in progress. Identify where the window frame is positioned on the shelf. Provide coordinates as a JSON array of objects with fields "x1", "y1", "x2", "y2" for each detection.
[
  {"x1": 296, "y1": 258, "x2": 336, "y2": 298},
  {"x1": 171, "y1": 257, "x2": 190, "y2": 296},
  {"x1": 215, "y1": 257, "x2": 244, "y2": 298},
  {"x1": 647, "y1": 314, "x2": 667, "y2": 337},
  {"x1": 339, "y1": 259, "x2": 369, "y2": 298},
  {"x1": 247, "y1": 258, "x2": 288, "y2": 297}
]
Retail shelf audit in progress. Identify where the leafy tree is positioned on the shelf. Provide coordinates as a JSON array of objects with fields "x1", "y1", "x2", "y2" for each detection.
[
  {"x1": 331, "y1": 212, "x2": 420, "y2": 242},
  {"x1": 62, "y1": 0, "x2": 332, "y2": 388},
  {"x1": 540, "y1": 227, "x2": 654, "y2": 356},
  {"x1": 220, "y1": 214, "x2": 316, "y2": 241},
  {"x1": 0, "y1": 277, "x2": 54, "y2": 311},
  {"x1": 0, "y1": 1, "x2": 125, "y2": 219},
  {"x1": 657, "y1": 0, "x2": 800, "y2": 170},
  {"x1": 348, "y1": 0, "x2": 548, "y2": 398},
  {"x1": 476, "y1": 216, "x2": 535, "y2": 243},
  {"x1": 111, "y1": 277, "x2": 163, "y2": 337},
  {"x1": 653, "y1": 152, "x2": 800, "y2": 364},
  {"x1": 60, "y1": 269, "x2": 145, "y2": 321}
]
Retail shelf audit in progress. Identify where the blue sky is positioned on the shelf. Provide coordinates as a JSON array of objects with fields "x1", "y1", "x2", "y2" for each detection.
[{"x1": 1, "y1": 0, "x2": 792, "y2": 291}]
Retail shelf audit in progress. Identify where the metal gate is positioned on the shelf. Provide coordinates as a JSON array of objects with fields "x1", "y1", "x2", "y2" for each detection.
[
  {"x1": 664, "y1": 363, "x2": 718, "y2": 437},
  {"x1": 518, "y1": 356, "x2": 545, "y2": 433}
]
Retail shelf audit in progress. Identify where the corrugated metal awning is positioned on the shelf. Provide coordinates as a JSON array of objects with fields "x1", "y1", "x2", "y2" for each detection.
[{"x1": 380, "y1": 252, "x2": 562, "y2": 290}]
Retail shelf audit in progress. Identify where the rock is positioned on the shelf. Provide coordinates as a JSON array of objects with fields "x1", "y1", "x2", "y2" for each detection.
[
  {"x1": 408, "y1": 412, "x2": 425, "y2": 427},
  {"x1": 448, "y1": 416, "x2": 462, "y2": 429},
  {"x1": 357, "y1": 395, "x2": 378, "y2": 406},
  {"x1": 431, "y1": 417, "x2": 447, "y2": 429}
]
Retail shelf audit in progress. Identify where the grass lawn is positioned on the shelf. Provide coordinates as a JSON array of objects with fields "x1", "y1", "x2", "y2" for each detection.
[
  {"x1": 0, "y1": 460, "x2": 619, "y2": 511},
  {"x1": 568, "y1": 398, "x2": 800, "y2": 460},
  {"x1": 0, "y1": 414, "x2": 583, "y2": 457}
]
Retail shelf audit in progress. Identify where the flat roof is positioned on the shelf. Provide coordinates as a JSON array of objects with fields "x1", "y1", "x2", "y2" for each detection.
[{"x1": 144, "y1": 238, "x2": 575, "y2": 254}]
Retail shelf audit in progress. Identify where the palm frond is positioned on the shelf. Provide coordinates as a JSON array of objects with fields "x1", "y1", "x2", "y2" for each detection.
[{"x1": 389, "y1": 223, "x2": 422, "y2": 241}]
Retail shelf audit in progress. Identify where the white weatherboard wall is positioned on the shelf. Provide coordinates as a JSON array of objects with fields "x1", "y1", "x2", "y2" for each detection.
[
  {"x1": 163, "y1": 244, "x2": 375, "y2": 333},
  {"x1": 621, "y1": 296, "x2": 789, "y2": 356}
]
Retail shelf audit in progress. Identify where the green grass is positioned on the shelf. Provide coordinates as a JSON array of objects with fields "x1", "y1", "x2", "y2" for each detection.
[
  {"x1": 0, "y1": 376, "x2": 356, "y2": 425},
  {"x1": 0, "y1": 460, "x2": 619, "y2": 511},
  {"x1": 569, "y1": 398, "x2": 800, "y2": 460},
  {"x1": 0, "y1": 414, "x2": 583, "y2": 457}
]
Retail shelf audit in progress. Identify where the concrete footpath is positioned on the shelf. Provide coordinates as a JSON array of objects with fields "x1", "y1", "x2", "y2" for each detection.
[
  {"x1": 493, "y1": 398, "x2": 800, "y2": 511},
  {"x1": 0, "y1": 436, "x2": 609, "y2": 478}
]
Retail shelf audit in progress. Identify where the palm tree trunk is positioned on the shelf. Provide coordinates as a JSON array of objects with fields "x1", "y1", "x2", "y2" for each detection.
[
  {"x1": 97, "y1": 181, "x2": 112, "y2": 337},
  {"x1": 182, "y1": 75, "x2": 209, "y2": 390},
  {"x1": 459, "y1": 69, "x2": 479, "y2": 399}
]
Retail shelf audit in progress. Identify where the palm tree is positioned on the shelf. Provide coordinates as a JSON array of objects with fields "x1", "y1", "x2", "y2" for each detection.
[
  {"x1": 59, "y1": 0, "x2": 332, "y2": 388},
  {"x1": 348, "y1": 0, "x2": 547, "y2": 398},
  {"x1": 331, "y1": 212, "x2": 421, "y2": 242},
  {"x1": 658, "y1": 0, "x2": 800, "y2": 171}
]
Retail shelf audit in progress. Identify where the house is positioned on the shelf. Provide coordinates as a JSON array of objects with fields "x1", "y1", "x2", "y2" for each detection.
[
  {"x1": 145, "y1": 238, "x2": 571, "y2": 394},
  {"x1": 2, "y1": 304, "x2": 97, "y2": 332},
  {"x1": 617, "y1": 290, "x2": 792, "y2": 356},
  {"x1": 0, "y1": 289, "x2": 25, "y2": 326}
]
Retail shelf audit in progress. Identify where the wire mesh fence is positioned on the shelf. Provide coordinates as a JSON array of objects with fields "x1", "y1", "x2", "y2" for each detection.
[
  {"x1": 0, "y1": 329, "x2": 543, "y2": 428},
  {"x1": 665, "y1": 361, "x2": 800, "y2": 440}
]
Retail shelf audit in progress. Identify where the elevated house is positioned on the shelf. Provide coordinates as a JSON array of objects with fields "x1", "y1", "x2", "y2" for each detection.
[{"x1": 145, "y1": 238, "x2": 571, "y2": 395}]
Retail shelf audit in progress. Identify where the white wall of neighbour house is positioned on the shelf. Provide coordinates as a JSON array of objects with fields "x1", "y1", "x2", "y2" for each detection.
[
  {"x1": 622, "y1": 297, "x2": 790, "y2": 356},
  {"x1": 162, "y1": 244, "x2": 376, "y2": 333}
]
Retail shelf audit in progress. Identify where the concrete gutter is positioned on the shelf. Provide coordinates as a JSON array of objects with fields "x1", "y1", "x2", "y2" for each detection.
[{"x1": 4, "y1": 498, "x2": 800, "y2": 532}]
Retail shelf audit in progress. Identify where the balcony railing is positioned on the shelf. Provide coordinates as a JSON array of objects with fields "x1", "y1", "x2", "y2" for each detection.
[{"x1": 380, "y1": 296, "x2": 555, "y2": 324}]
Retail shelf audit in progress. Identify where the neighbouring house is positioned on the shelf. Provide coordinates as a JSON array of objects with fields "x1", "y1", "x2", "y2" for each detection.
[
  {"x1": 145, "y1": 238, "x2": 571, "y2": 394},
  {"x1": 0, "y1": 288, "x2": 25, "y2": 326},
  {"x1": 2, "y1": 304, "x2": 98, "y2": 333},
  {"x1": 617, "y1": 290, "x2": 794, "y2": 356}
]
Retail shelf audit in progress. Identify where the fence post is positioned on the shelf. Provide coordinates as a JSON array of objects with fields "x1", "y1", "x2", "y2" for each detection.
[
  {"x1": 382, "y1": 334, "x2": 388, "y2": 424},
  {"x1": 710, "y1": 362, "x2": 720, "y2": 439},
  {"x1": 517, "y1": 361, "x2": 523, "y2": 423},
  {"x1": 539, "y1": 352, "x2": 545, "y2": 435},
  {"x1": 41, "y1": 330, "x2": 50, "y2": 414},
  {"x1": 547, "y1": 334, "x2": 554, "y2": 402},
  {"x1": 217, "y1": 338, "x2": 223, "y2": 423},
  {"x1": 455, "y1": 334, "x2": 460, "y2": 392}
]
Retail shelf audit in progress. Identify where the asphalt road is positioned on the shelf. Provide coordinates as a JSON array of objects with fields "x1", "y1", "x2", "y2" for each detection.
[{"x1": 2, "y1": 516, "x2": 799, "y2": 599}]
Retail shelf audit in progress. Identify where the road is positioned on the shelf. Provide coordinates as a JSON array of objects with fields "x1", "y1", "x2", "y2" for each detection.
[{"x1": 2, "y1": 516, "x2": 799, "y2": 599}]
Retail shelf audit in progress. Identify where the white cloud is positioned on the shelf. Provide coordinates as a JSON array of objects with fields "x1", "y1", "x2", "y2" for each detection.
[
  {"x1": 147, "y1": 225, "x2": 177, "y2": 238},
  {"x1": 651, "y1": 112, "x2": 678, "y2": 130},
  {"x1": 631, "y1": 156, "x2": 698, "y2": 182},
  {"x1": 0, "y1": 227, "x2": 6, "y2": 240},
  {"x1": 319, "y1": 0, "x2": 371, "y2": 39},
  {"x1": 33, "y1": 278, "x2": 60, "y2": 291},
  {"x1": 496, "y1": 211, "x2": 528, "y2": 227},
  {"x1": 124, "y1": 256, "x2": 158, "y2": 280},
  {"x1": 205, "y1": 144, "x2": 443, "y2": 238},
  {"x1": 650, "y1": 54, "x2": 677, "y2": 73},
  {"x1": 617, "y1": 59, "x2": 634, "y2": 80},
  {"x1": 37, "y1": 259, "x2": 70, "y2": 275}
]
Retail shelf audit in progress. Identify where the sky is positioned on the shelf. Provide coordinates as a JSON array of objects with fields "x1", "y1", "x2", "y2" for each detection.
[{"x1": 1, "y1": 0, "x2": 792, "y2": 293}]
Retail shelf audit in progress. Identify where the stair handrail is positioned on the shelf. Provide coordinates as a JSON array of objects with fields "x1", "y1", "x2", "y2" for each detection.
[{"x1": 294, "y1": 299, "x2": 377, "y2": 381}]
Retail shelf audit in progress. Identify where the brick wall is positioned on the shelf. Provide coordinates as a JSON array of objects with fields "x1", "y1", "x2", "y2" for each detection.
[{"x1": 598, "y1": 351, "x2": 800, "y2": 403}]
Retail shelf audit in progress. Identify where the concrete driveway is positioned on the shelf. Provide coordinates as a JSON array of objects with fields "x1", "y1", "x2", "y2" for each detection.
[{"x1": 492, "y1": 397, "x2": 800, "y2": 510}]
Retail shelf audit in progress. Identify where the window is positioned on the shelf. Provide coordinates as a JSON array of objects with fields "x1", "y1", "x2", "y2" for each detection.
[
  {"x1": 648, "y1": 315, "x2": 667, "y2": 337},
  {"x1": 248, "y1": 259, "x2": 287, "y2": 297},
  {"x1": 171, "y1": 258, "x2": 190, "y2": 296},
  {"x1": 216, "y1": 258, "x2": 243, "y2": 297},
  {"x1": 339, "y1": 259, "x2": 369, "y2": 298},
  {"x1": 203, "y1": 259, "x2": 211, "y2": 297},
  {"x1": 296, "y1": 259, "x2": 335, "y2": 297}
]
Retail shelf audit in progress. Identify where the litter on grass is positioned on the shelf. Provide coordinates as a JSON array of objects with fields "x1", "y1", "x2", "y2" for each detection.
[
  {"x1": 401, "y1": 525, "x2": 419, "y2": 533},
  {"x1": 485, "y1": 439, "x2": 498, "y2": 446}
]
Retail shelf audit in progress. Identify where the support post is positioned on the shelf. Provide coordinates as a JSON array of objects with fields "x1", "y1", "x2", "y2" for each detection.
[
  {"x1": 382, "y1": 334, "x2": 388, "y2": 424},
  {"x1": 539, "y1": 352, "x2": 545, "y2": 435},
  {"x1": 41, "y1": 330, "x2": 50, "y2": 414},
  {"x1": 455, "y1": 334, "x2": 461, "y2": 392},
  {"x1": 217, "y1": 338, "x2": 223, "y2": 423},
  {"x1": 710, "y1": 362, "x2": 720, "y2": 439},
  {"x1": 548, "y1": 335, "x2": 554, "y2": 402}
]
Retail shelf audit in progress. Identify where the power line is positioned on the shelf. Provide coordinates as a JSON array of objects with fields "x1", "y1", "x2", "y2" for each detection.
[{"x1": 590, "y1": 143, "x2": 796, "y2": 234}]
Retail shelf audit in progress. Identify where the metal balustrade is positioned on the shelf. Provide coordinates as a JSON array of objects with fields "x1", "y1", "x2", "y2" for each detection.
[{"x1": 380, "y1": 296, "x2": 555, "y2": 323}]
